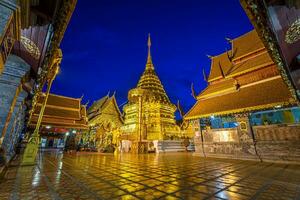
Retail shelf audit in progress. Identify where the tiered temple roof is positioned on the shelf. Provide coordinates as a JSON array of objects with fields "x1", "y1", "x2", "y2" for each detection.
[
  {"x1": 88, "y1": 95, "x2": 110, "y2": 118},
  {"x1": 185, "y1": 30, "x2": 296, "y2": 120},
  {"x1": 87, "y1": 93, "x2": 123, "y2": 125},
  {"x1": 28, "y1": 93, "x2": 88, "y2": 130}
]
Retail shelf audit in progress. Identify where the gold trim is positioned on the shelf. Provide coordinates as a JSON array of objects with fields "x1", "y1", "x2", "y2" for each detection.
[
  {"x1": 227, "y1": 62, "x2": 274, "y2": 78},
  {"x1": 198, "y1": 86, "x2": 236, "y2": 100},
  {"x1": 47, "y1": 93, "x2": 82, "y2": 101},
  {"x1": 240, "y1": 75, "x2": 281, "y2": 89},
  {"x1": 199, "y1": 76, "x2": 281, "y2": 101},
  {"x1": 232, "y1": 47, "x2": 266, "y2": 62},
  {"x1": 32, "y1": 113, "x2": 80, "y2": 120},
  {"x1": 185, "y1": 101, "x2": 294, "y2": 120},
  {"x1": 35, "y1": 103, "x2": 79, "y2": 111},
  {"x1": 207, "y1": 75, "x2": 223, "y2": 83},
  {"x1": 28, "y1": 124, "x2": 88, "y2": 130}
]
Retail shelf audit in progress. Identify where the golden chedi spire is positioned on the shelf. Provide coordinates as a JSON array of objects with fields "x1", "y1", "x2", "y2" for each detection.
[
  {"x1": 137, "y1": 34, "x2": 170, "y2": 102},
  {"x1": 121, "y1": 34, "x2": 180, "y2": 142},
  {"x1": 146, "y1": 33, "x2": 154, "y2": 69}
]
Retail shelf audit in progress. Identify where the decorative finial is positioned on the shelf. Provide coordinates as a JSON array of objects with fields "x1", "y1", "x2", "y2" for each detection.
[
  {"x1": 84, "y1": 100, "x2": 89, "y2": 107},
  {"x1": 191, "y1": 83, "x2": 197, "y2": 100},
  {"x1": 146, "y1": 33, "x2": 154, "y2": 69},
  {"x1": 148, "y1": 33, "x2": 151, "y2": 48},
  {"x1": 177, "y1": 100, "x2": 185, "y2": 118},
  {"x1": 147, "y1": 33, "x2": 152, "y2": 63},
  {"x1": 225, "y1": 37, "x2": 232, "y2": 43},
  {"x1": 206, "y1": 54, "x2": 213, "y2": 59},
  {"x1": 202, "y1": 68, "x2": 207, "y2": 82}
]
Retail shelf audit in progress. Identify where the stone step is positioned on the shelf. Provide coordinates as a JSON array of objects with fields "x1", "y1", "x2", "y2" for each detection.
[{"x1": 154, "y1": 140, "x2": 195, "y2": 153}]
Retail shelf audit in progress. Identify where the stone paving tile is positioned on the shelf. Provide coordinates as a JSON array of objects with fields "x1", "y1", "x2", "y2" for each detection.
[{"x1": 0, "y1": 151, "x2": 300, "y2": 200}]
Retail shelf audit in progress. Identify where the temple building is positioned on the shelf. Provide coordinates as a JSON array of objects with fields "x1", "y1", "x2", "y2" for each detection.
[
  {"x1": 185, "y1": 30, "x2": 300, "y2": 163},
  {"x1": 28, "y1": 93, "x2": 88, "y2": 148},
  {"x1": 86, "y1": 93, "x2": 123, "y2": 151},
  {"x1": 120, "y1": 35, "x2": 182, "y2": 152},
  {"x1": 241, "y1": 0, "x2": 300, "y2": 101},
  {"x1": 0, "y1": 0, "x2": 76, "y2": 167}
]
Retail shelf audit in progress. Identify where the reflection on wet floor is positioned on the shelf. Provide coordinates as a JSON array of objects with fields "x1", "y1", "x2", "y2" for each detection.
[{"x1": 0, "y1": 150, "x2": 299, "y2": 200}]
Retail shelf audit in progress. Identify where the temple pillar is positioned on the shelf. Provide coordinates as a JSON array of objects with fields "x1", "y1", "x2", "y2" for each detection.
[
  {"x1": 235, "y1": 114, "x2": 252, "y2": 141},
  {"x1": 192, "y1": 119, "x2": 206, "y2": 156},
  {"x1": 137, "y1": 96, "x2": 143, "y2": 141},
  {"x1": 235, "y1": 114, "x2": 261, "y2": 161},
  {"x1": 131, "y1": 141, "x2": 148, "y2": 154},
  {"x1": 2, "y1": 91, "x2": 27, "y2": 162},
  {"x1": 8, "y1": 105, "x2": 24, "y2": 154},
  {"x1": 0, "y1": 55, "x2": 30, "y2": 143}
]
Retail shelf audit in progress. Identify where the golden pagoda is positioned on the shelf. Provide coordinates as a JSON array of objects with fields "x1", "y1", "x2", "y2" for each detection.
[{"x1": 121, "y1": 34, "x2": 180, "y2": 143}]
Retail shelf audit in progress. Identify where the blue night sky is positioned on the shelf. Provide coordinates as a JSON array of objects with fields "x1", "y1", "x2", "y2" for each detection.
[{"x1": 52, "y1": 0, "x2": 253, "y2": 118}]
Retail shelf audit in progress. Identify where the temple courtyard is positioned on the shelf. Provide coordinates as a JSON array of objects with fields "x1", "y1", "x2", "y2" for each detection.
[{"x1": 0, "y1": 151, "x2": 299, "y2": 200}]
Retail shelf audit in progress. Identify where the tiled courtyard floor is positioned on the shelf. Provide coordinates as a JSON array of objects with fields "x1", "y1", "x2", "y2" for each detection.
[{"x1": 0, "y1": 151, "x2": 299, "y2": 200}]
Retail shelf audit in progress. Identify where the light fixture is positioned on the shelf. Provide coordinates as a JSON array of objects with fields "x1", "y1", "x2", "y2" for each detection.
[
  {"x1": 275, "y1": 105, "x2": 282, "y2": 109},
  {"x1": 66, "y1": 132, "x2": 70, "y2": 136},
  {"x1": 45, "y1": 125, "x2": 51, "y2": 129},
  {"x1": 72, "y1": 130, "x2": 76, "y2": 134}
]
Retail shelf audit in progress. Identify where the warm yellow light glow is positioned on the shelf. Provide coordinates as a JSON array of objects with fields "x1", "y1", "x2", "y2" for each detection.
[
  {"x1": 120, "y1": 35, "x2": 181, "y2": 141},
  {"x1": 221, "y1": 131, "x2": 229, "y2": 142},
  {"x1": 213, "y1": 131, "x2": 234, "y2": 142}
]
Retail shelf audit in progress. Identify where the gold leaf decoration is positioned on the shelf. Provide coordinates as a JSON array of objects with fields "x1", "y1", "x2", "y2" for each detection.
[
  {"x1": 20, "y1": 36, "x2": 41, "y2": 59},
  {"x1": 285, "y1": 19, "x2": 300, "y2": 44}
]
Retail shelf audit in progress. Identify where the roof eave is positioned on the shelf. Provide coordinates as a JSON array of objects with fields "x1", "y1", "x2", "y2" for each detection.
[{"x1": 184, "y1": 101, "x2": 296, "y2": 120}]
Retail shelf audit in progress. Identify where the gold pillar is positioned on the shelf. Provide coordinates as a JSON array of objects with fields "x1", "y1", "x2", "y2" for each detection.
[
  {"x1": 131, "y1": 95, "x2": 148, "y2": 153},
  {"x1": 138, "y1": 96, "x2": 142, "y2": 141},
  {"x1": 21, "y1": 49, "x2": 62, "y2": 165}
]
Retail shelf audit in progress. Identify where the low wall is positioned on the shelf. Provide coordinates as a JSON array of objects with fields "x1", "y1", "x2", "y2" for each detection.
[
  {"x1": 254, "y1": 124, "x2": 300, "y2": 163},
  {"x1": 194, "y1": 128, "x2": 259, "y2": 161},
  {"x1": 194, "y1": 124, "x2": 300, "y2": 164}
]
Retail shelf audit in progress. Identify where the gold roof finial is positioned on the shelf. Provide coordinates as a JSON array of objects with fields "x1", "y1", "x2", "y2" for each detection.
[
  {"x1": 146, "y1": 33, "x2": 154, "y2": 69},
  {"x1": 148, "y1": 33, "x2": 151, "y2": 47}
]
